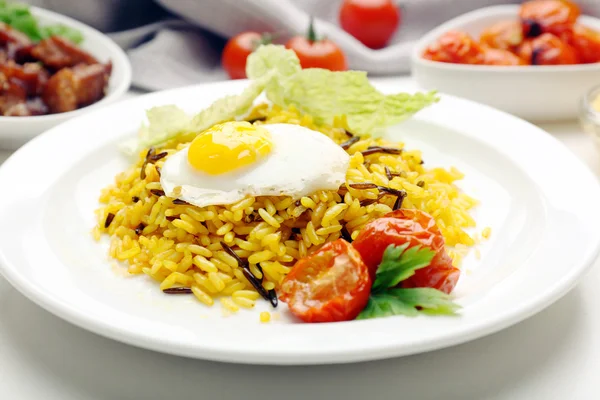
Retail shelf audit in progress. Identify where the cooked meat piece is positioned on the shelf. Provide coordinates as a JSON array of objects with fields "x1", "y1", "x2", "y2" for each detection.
[
  {"x1": 42, "y1": 68, "x2": 77, "y2": 113},
  {"x1": 3, "y1": 42, "x2": 36, "y2": 62},
  {"x1": 4, "y1": 102, "x2": 30, "y2": 116},
  {"x1": 72, "y1": 62, "x2": 110, "y2": 106},
  {"x1": 42, "y1": 62, "x2": 110, "y2": 113},
  {"x1": 12, "y1": 43, "x2": 36, "y2": 63},
  {"x1": 31, "y1": 36, "x2": 98, "y2": 69},
  {"x1": 0, "y1": 22, "x2": 32, "y2": 47},
  {"x1": 0, "y1": 61, "x2": 48, "y2": 96},
  {"x1": 4, "y1": 98, "x2": 49, "y2": 116},
  {"x1": 26, "y1": 98, "x2": 48, "y2": 115},
  {"x1": 0, "y1": 72, "x2": 27, "y2": 115}
]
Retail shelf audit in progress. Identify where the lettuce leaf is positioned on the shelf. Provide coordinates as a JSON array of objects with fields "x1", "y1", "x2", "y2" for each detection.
[
  {"x1": 188, "y1": 73, "x2": 273, "y2": 132},
  {"x1": 246, "y1": 45, "x2": 439, "y2": 136},
  {"x1": 120, "y1": 75, "x2": 272, "y2": 156},
  {"x1": 120, "y1": 44, "x2": 438, "y2": 154},
  {"x1": 0, "y1": 1, "x2": 83, "y2": 43}
]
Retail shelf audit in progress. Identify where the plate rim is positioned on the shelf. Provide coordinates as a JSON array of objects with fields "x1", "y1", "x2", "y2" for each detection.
[{"x1": 0, "y1": 79, "x2": 599, "y2": 365}]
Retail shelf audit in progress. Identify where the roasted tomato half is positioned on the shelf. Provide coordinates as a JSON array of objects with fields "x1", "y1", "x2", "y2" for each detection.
[
  {"x1": 279, "y1": 239, "x2": 371, "y2": 323},
  {"x1": 353, "y1": 209, "x2": 460, "y2": 294},
  {"x1": 479, "y1": 20, "x2": 524, "y2": 51},
  {"x1": 422, "y1": 30, "x2": 483, "y2": 64},
  {"x1": 568, "y1": 24, "x2": 600, "y2": 63},
  {"x1": 481, "y1": 47, "x2": 526, "y2": 65},
  {"x1": 519, "y1": 0, "x2": 580, "y2": 38},
  {"x1": 517, "y1": 32, "x2": 578, "y2": 64}
]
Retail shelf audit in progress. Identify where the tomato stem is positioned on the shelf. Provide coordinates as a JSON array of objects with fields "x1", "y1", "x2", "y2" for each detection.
[
  {"x1": 250, "y1": 32, "x2": 278, "y2": 51},
  {"x1": 307, "y1": 16, "x2": 318, "y2": 43}
]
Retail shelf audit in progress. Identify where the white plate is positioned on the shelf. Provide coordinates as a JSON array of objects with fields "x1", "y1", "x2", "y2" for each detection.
[
  {"x1": 0, "y1": 6, "x2": 132, "y2": 150},
  {"x1": 412, "y1": 5, "x2": 600, "y2": 122},
  {"x1": 0, "y1": 80, "x2": 599, "y2": 365}
]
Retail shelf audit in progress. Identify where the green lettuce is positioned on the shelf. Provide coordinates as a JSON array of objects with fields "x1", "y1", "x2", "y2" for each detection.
[
  {"x1": 0, "y1": 1, "x2": 84, "y2": 44},
  {"x1": 120, "y1": 76, "x2": 273, "y2": 156},
  {"x1": 247, "y1": 46, "x2": 439, "y2": 136},
  {"x1": 121, "y1": 44, "x2": 438, "y2": 155}
]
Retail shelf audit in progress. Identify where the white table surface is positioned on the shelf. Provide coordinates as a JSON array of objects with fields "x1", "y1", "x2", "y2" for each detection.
[{"x1": 1, "y1": 89, "x2": 599, "y2": 400}]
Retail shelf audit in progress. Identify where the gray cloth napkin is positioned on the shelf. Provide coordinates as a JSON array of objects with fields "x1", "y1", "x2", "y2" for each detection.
[{"x1": 25, "y1": 0, "x2": 600, "y2": 91}]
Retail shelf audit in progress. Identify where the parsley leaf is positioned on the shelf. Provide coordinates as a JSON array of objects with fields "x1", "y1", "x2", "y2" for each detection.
[
  {"x1": 371, "y1": 244, "x2": 436, "y2": 293},
  {"x1": 356, "y1": 288, "x2": 461, "y2": 320},
  {"x1": 387, "y1": 288, "x2": 461, "y2": 316},
  {"x1": 356, "y1": 294, "x2": 419, "y2": 319}
]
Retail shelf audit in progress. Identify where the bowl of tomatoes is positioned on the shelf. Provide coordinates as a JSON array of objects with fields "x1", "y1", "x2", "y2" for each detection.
[{"x1": 411, "y1": 1, "x2": 600, "y2": 122}]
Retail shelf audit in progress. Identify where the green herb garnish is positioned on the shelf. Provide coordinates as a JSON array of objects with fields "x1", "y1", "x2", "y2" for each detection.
[
  {"x1": 39, "y1": 24, "x2": 83, "y2": 44},
  {"x1": 357, "y1": 244, "x2": 461, "y2": 320},
  {"x1": 0, "y1": 0, "x2": 83, "y2": 44},
  {"x1": 371, "y1": 243, "x2": 435, "y2": 293}
]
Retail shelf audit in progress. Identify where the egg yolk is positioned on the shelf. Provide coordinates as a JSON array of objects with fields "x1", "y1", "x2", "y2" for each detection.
[{"x1": 187, "y1": 121, "x2": 273, "y2": 175}]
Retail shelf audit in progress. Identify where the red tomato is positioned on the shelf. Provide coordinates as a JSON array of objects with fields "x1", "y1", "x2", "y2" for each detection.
[
  {"x1": 352, "y1": 209, "x2": 460, "y2": 294},
  {"x1": 339, "y1": 0, "x2": 401, "y2": 49},
  {"x1": 285, "y1": 20, "x2": 347, "y2": 71},
  {"x1": 280, "y1": 239, "x2": 371, "y2": 323},
  {"x1": 479, "y1": 20, "x2": 524, "y2": 51},
  {"x1": 568, "y1": 24, "x2": 600, "y2": 63},
  {"x1": 517, "y1": 32, "x2": 578, "y2": 64},
  {"x1": 222, "y1": 32, "x2": 272, "y2": 79},
  {"x1": 519, "y1": 0, "x2": 580, "y2": 37},
  {"x1": 481, "y1": 47, "x2": 526, "y2": 65},
  {"x1": 422, "y1": 31, "x2": 483, "y2": 64}
]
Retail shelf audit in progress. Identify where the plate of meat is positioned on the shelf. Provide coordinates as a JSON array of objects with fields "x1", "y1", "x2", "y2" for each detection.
[{"x1": 0, "y1": 2, "x2": 131, "y2": 149}]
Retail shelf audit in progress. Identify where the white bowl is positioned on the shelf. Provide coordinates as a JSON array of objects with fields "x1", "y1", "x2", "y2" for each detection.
[
  {"x1": 411, "y1": 5, "x2": 600, "y2": 122},
  {"x1": 0, "y1": 6, "x2": 132, "y2": 150}
]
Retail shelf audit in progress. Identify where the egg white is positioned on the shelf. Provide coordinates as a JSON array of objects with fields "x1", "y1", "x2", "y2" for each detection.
[{"x1": 160, "y1": 123, "x2": 350, "y2": 207}]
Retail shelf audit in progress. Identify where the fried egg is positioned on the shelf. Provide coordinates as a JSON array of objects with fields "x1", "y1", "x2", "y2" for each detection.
[{"x1": 160, "y1": 121, "x2": 350, "y2": 207}]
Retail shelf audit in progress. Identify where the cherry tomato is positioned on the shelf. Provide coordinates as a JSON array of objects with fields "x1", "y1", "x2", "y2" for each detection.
[
  {"x1": 286, "y1": 19, "x2": 347, "y2": 71},
  {"x1": 339, "y1": 0, "x2": 400, "y2": 49},
  {"x1": 517, "y1": 32, "x2": 578, "y2": 64},
  {"x1": 481, "y1": 47, "x2": 526, "y2": 65},
  {"x1": 222, "y1": 32, "x2": 272, "y2": 79},
  {"x1": 422, "y1": 31, "x2": 483, "y2": 64},
  {"x1": 568, "y1": 24, "x2": 600, "y2": 63},
  {"x1": 352, "y1": 209, "x2": 460, "y2": 294},
  {"x1": 280, "y1": 239, "x2": 371, "y2": 323},
  {"x1": 519, "y1": 0, "x2": 580, "y2": 38},
  {"x1": 479, "y1": 20, "x2": 524, "y2": 51}
]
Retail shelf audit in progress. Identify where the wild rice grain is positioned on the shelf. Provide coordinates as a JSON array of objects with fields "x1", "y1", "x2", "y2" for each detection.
[
  {"x1": 163, "y1": 287, "x2": 193, "y2": 294},
  {"x1": 361, "y1": 146, "x2": 403, "y2": 156},
  {"x1": 150, "y1": 189, "x2": 165, "y2": 197},
  {"x1": 385, "y1": 166, "x2": 393, "y2": 180},
  {"x1": 241, "y1": 268, "x2": 273, "y2": 305},
  {"x1": 104, "y1": 212, "x2": 115, "y2": 228},
  {"x1": 150, "y1": 152, "x2": 168, "y2": 162},
  {"x1": 340, "y1": 136, "x2": 360, "y2": 150},
  {"x1": 134, "y1": 223, "x2": 146, "y2": 235},
  {"x1": 140, "y1": 147, "x2": 155, "y2": 180},
  {"x1": 349, "y1": 182, "x2": 377, "y2": 189}
]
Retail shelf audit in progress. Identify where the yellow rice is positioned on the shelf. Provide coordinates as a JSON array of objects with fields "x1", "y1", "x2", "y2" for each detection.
[{"x1": 94, "y1": 103, "x2": 479, "y2": 311}]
